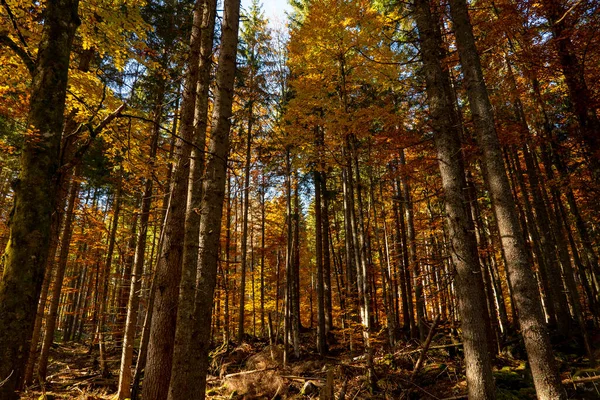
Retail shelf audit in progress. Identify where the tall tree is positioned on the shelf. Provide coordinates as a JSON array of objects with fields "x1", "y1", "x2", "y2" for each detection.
[
  {"x1": 0, "y1": 0, "x2": 80, "y2": 396},
  {"x1": 141, "y1": 0, "x2": 205, "y2": 397},
  {"x1": 168, "y1": 0, "x2": 217, "y2": 397},
  {"x1": 237, "y1": 0, "x2": 271, "y2": 341},
  {"x1": 447, "y1": 0, "x2": 565, "y2": 397},
  {"x1": 412, "y1": 0, "x2": 495, "y2": 396},
  {"x1": 116, "y1": 88, "x2": 164, "y2": 399},
  {"x1": 179, "y1": 0, "x2": 241, "y2": 397}
]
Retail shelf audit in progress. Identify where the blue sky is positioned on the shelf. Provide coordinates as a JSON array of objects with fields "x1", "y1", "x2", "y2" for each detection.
[{"x1": 241, "y1": 0, "x2": 292, "y2": 26}]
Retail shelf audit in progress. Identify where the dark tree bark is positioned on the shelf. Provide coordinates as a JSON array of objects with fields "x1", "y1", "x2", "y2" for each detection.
[
  {"x1": 320, "y1": 172, "x2": 334, "y2": 334},
  {"x1": 413, "y1": 0, "x2": 496, "y2": 396},
  {"x1": 541, "y1": 0, "x2": 600, "y2": 180},
  {"x1": 0, "y1": 1, "x2": 80, "y2": 396},
  {"x1": 314, "y1": 158, "x2": 327, "y2": 356},
  {"x1": 447, "y1": 0, "x2": 565, "y2": 397},
  {"x1": 22, "y1": 184, "x2": 68, "y2": 387},
  {"x1": 97, "y1": 178, "x2": 123, "y2": 378},
  {"x1": 399, "y1": 152, "x2": 423, "y2": 340},
  {"x1": 238, "y1": 101, "x2": 253, "y2": 342}
]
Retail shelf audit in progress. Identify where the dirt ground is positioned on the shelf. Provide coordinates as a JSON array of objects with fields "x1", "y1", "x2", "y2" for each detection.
[{"x1": 19, "y1": 328, "x2": 600, "y2": 399}]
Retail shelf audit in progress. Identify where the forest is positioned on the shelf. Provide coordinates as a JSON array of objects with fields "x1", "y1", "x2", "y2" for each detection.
[{"x1": 0, "y1": 0, "x2": 599, "y2": 398}]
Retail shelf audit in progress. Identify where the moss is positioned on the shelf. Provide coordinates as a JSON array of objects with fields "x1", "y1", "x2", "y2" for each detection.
[{"x1": 494, "y1": 366, "x2": 536, "y2": 399}]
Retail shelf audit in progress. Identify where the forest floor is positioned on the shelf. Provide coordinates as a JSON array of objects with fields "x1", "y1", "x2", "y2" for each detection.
[{"x1": 19, "y1": 326, "x2": 600, "y2": 399}]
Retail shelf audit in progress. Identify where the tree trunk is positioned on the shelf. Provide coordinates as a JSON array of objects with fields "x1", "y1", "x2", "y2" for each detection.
[
  {"x1": 320, "y1": 172, "x2": 334, "y2": 334},
  {"x1": 22, "y1": 183, "x2": 68, "y2": 387},
  {"x1": 413, "y1": 0, "x2": 495, "y2": 396},
  {"x1": 168, "y1": 0, "x2": 217, "y2": 397},
  {"x1": 114, "y1": 202, "x2": 139, "y2": 349},
  {"x1": 314, "y1": 161, "x2": 327, "y2": 356},
  {"x1": 178, "y1": 0, "x2": 240, "y2": 397},
  {"x1": 140, "y1": 0, "x2": 210, "y2": 396},
  {"x1": 541, "y1": 0, "x2": 600, "y2": 180},
  {"x1": 238, "y1": 103, "x2": 254, "y2": 342},
  {"x1": 97, "y1": 178, "x2": 123, "y2": 378},
  {"x1": 116, "y1": 88, "x2": 163, "y2": 399},
  {"x1": 447, "y1": 0, "x2": 565, "y2": 397},
  {"x1": 37, "y1": 169, "x2": 81, "y2": 381},
  {"x1": 399, "y1": 151, "x2": 424, "y2": 340},
  {"x1": 0, "y1": 0, "x2": 80, "y2": 395}
]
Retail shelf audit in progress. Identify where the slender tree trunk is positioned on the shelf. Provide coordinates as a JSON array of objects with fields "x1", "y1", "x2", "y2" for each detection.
[
  {"x1": 96, "y1": 178, "x2": 123, "y2": 378},
  {"x1": 116, "y1": 89, "x2": 163, "y2": 399},
  {"x1": 342, "y1": 163, "x2": 358, "y2": 321},
  {"x1": 238, "y1": 104, "x2": 254, "y2": 342},
  {"x1": 37, "y1": 169, "x2": 81, "y2": 381},
  {"x1": 62, "y1": 255, "x2": 85, "y2": 342},
  {"x1": 224, "y1": 174, "x2": 232, "y2": 342},
  {"x1": 284, "y1": 150, "x2": 295, "y2": 363},
  {"x1": 260, "y1": 176, "x2": 266, "y2": 337},
  {"x1": 392, "y1": 175, "x2": 410, "y2": 333},
  {"x1": 293, "y1": 174, "x2": 302, "y2": 338},
  {"x1": 114, "y1": 202, "x2": 139, "y2": 348},
  {"x1": 141, "y1": 0, "x2": 209, "y2": 396},
  {"x1": 320, "y1": 172, "x2": 334, "y2": 335},
  {"x1": 399, "y1": 151, "x2": 424, "y2": 340},
  {"x1": 522, "y1": 145, "x2": 572, "y2": 330},
  {"x1": 180, "y1": 1, "x2": 240, "y2": 397},
  {"x1": 168, "y1": 1, "x2": 217, "y2": 397},
  {"x1": 370, "y1": 169, "x2": 397, "y2": 346},
  {"x1": 541, "y1": 0, "x2": 600, "y2": 180},
  {"x1": 22, "y1": 184, "x2": 68, "y2": 387},
  {"x1": 314, "y1": 161, "x2": 327, "y2": 356}
]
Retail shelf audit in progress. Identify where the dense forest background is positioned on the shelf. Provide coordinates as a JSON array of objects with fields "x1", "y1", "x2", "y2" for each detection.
[{"x1": 0, "y1": 0, "x2": 599, "y2": 398}]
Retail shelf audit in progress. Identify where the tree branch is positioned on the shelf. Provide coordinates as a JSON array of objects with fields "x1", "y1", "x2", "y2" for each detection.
[
  {"x1": 59, "y1": 103, "x2": 128, "y2": 173},
  {"x1": 0, "y1": 34, "x2": 35, "y2": 73},
  {"x1": 1, "y1": 0, "x2": 32, "y2": 54}
]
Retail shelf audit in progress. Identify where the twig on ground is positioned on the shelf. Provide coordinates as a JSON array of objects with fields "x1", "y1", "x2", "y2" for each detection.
[
  {"x1": 0, "y1": 370, "x2": 13, "y2": 388},
  {"x1": 224, "y1": 367, "x2": 277, "y2": 379}
]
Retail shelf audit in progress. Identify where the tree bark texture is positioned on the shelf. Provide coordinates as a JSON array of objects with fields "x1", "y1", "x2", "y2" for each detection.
[
  {"x1": 447, "y1": 0, "x2": 565, "y2": 397},
  {"x1": 0, "y1": 1, "x2": 80, "y2": 396}
]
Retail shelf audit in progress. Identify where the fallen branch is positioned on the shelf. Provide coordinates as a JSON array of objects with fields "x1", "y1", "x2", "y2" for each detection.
[
  {"x1": 562, "y1": 375, "x2": 600, "y2": 385},
  {"x1": 394, "y1": 342, "x2": 463, "y2": 357},
  {"x1": 224, "y1": 367, "x2": 276, "y2": 379},
  {"x1": 280, "y1": 375, "x2": 326, "y2": 382},
  {"x1": 412, "y1": 315, "x2": 441, "y2": 379},
  {"x1": 338, "y1": 378, "x2": 349, "y2": 400},
  {"x1": 0, "y1": 370, "x2": 13, "y2": 388}
]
